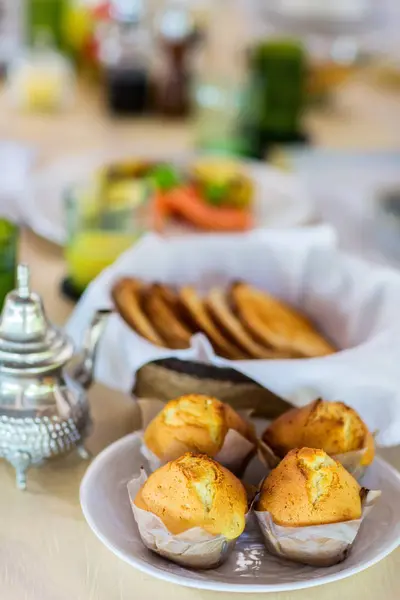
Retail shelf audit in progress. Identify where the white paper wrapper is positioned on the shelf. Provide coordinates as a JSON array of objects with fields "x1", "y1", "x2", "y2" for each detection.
[
  {"x1": 332, "y1": 448, "x2": 370, "y2": 481},
  {"x1": 255, "y1": 490, "x2": 381, "y2": 567},
  {"x1": 127, "y1": 469, "x2": 237, "y2": 569},
  {"x1": 66, "y1": 227, "x2": 400, "y2": 446},
  {"x1": 257, "y1": 439, "x2": 280, "y2": 470}
]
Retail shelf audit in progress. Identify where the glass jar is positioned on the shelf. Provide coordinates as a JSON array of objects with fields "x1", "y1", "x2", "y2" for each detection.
[{"x1": 7, "y1": 43, "x2": 75, "y2": 112}]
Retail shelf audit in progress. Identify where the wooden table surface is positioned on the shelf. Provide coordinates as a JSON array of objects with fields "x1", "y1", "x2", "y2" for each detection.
[{"x1": 1, "y1": 77, "x2": 400, "y2": 599}]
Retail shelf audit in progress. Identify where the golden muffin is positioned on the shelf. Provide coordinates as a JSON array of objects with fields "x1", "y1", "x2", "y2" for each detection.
[
  {"x1": 262, "y1": 399, "x2": 374, "y2": 466},
  {"x1": 134, "y1": 452, "x2": 248, "y2": 539},
  {"x1": 144, "y1": 394, "x2": 256, "y2": 461},
  {"x1": 257, "y1": 447, "x2": 362, "y2": 527}
]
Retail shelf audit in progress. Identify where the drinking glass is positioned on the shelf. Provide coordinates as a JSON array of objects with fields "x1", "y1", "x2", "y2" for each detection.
[{"x1": 64, "y1": 179, "x2": 150, "y2": 292}]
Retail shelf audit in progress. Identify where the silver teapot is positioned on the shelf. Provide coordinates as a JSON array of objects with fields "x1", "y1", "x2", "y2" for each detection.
[{"x1": 0, "y1": 264, "x2": 110, "y2": 489}]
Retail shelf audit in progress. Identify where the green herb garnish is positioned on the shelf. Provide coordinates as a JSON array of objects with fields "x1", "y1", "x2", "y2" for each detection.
[{"x1": 149, "y1": 164, "x2": 182, "y2": 192}]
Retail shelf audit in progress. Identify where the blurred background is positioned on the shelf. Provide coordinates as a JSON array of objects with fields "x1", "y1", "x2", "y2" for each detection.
[{"x1": 0, "y1": 0, "x2": 400, "y2": 315}]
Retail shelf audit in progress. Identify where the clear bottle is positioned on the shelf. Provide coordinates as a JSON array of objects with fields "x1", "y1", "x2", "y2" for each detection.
[
  {"x1": 191, "y1": 0, "x2": 248, "y2": 154},
  {"x1": 0, "y1": 0, "x2": 25, "y2": 69}
]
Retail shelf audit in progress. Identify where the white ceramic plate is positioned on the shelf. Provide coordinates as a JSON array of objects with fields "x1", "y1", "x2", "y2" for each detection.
[
  {"x1": 29, "y1": 149, "x2": 313, "y2": 246},
  {"x1": 80, "y1": 432, "x2": 400, "y2": 593}
]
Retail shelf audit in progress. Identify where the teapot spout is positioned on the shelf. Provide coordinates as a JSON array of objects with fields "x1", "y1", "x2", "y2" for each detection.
[{"x1": 73, "y1": 309, "x2": 112, "y2": 389}]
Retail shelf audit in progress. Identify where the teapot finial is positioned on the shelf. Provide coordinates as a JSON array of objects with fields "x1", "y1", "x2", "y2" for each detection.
[
  {"x1": 17, "y1": 264, "x2": 30, "y2": 298},
  {"x1": 0, "y1": 263, "x2": 49, "y2": 342}
]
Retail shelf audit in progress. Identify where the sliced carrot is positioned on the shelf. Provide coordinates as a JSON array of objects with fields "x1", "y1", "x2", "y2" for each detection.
[
  {"x1": 153, "y1": 191, "x2": 170, "y2": 232},
  {"x1": 162, "y1": 186, "x2": 252, "y2": 231}
]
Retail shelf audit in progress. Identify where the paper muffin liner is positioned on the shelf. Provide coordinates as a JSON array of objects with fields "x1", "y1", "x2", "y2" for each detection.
[
  {"x1": 258, "y1": 440, "x2": 373, "y2": 482},
  {"x1": 127, "y1": 469, "x2": 238, "y2": 569},
  {"x1": 140, "y1": 428, "x2": 256, "y2": 478},
  {"x1": 255, "y1": 490, "x2": 381, "y2": 567},
  {"x1": 257, "y1": 440, "x2": 281, "y2": 470},
  {"x1": 331, "y1": 448, "x2": 370, "y2": 481}
]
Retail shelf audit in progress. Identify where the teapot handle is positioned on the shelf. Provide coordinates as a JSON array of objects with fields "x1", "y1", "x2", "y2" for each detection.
[{"x1": 73, "y1": 309, "x2": 113, "y2": 389}]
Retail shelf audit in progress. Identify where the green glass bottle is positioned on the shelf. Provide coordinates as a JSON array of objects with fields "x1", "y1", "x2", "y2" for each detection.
[
  {"x1": 242, "y1": 39, "x2": 306, "y2": 157},
  {"x1": 27, "y1": 0, "x2": 67, "y2": 49}
]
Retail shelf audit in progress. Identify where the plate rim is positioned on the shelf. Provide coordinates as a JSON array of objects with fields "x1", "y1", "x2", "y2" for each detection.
[
  {"x1": 80, "y1": 432, "x2": 400, "y2": 593},
  {"x1": 30, "y1": 152, "x2": 314, "y2": 247}
]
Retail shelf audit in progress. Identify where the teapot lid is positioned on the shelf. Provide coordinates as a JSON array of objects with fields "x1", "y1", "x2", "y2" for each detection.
[{"x1": 0, "y1": 264, "x2": 74, "y2": 373}]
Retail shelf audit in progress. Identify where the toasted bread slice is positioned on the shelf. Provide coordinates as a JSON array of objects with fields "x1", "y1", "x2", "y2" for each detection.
[
  {"x1": 206, "y1": 288, "x2": 288, "y2": 359},
  {"x1": 151, "y1": 283, "x2": 199, "y2": 334},
  {"x1": 143, "y1": 285, "x2": 193, "y2": 350},
  {"x1": 111, "y1": 278, "x2": 165, "y2": 346},
  {"x1": 231, "y1": 282, "x2": 335, "y2": 358},
  {"x1": 152, "y1": 283, "x2": 179, "y2": 311},
  {"x1": 179, "y1": 286, "x2": 247, "y2": 360},
  {"x1": 151, "y1": 283, "x2": 182, "y2": 324}
]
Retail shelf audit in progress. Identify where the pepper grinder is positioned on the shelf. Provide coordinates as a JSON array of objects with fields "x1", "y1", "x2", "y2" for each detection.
[{"x1": 155, "y1": 1, "x2": 197, "y2": 117}]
